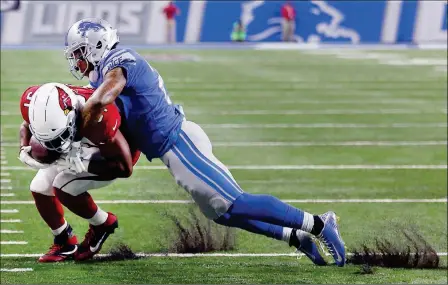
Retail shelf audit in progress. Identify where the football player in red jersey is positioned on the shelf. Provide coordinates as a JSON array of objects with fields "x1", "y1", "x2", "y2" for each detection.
[{"x1": 18, "y1": 82, "x2": 140, "y2": 262}]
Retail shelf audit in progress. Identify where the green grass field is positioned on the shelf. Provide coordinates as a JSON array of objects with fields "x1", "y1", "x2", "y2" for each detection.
[{"x1": 0, "y1": 47, "x2": 447, "y2": 284}]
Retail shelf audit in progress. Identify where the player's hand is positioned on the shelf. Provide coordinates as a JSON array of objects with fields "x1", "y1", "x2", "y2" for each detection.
[
  {"x1": 56, "y1": 142, "x2": 90, "y2": 174},
  {"x1": 18, "y1": 146, "x2": 51, "y2": 170}
]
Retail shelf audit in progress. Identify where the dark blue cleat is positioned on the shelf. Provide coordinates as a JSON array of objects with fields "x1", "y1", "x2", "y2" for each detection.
[{"x1": 317, "y1": 211, "x2": 346, "y2": 267}]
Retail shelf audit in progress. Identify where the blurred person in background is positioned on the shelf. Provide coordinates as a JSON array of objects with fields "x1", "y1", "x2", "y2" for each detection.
[
  {"x1": 162, "y1": 1, "x2": 180, "y2": 44},
  {"x1": 231, "y1": 20, "x2": 247, "y2": 42},
  {"x1": 281, "y1": 0, "x2": 296, "y2": 42}
]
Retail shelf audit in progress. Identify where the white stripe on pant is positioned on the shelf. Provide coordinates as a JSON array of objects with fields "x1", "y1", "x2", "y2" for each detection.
[{"x1": 161, "y1": 121, "x2": 244, "y2": 220}]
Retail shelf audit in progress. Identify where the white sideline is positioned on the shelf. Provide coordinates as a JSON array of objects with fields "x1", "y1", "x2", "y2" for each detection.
[
  {"x1": 0, "y1": 219, "x2": 22, "y2": 223},
  {"x1": 1, "y1": 198, "x2": 446, "y2": 205},
  {"x1": 0, "y1": 241, "x2": 28, "y2": 245},
  {"x1": 0, "y1": 268, "x2": 33, "y2": 272},
  {"x1": 2, "y1": 164, "x2": 447, "y2": 171},
  {"x1": 0, "y1": 252, "x2": 446, "y2": 258},
  {"x1": 0, "y1": 230, "x2": 24, "y2": 234},
  {"x1": 0, "y1": 209, "x2": 19, "y2": 213},
  {"x1": 1, "y1": 141, "x2": 447, "y2": 148}
]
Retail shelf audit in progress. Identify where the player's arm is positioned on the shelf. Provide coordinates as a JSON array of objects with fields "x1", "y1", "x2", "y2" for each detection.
[
  {"x1": 87, "y1": 129, "x2": 133, "y2": 179},
  {"x1": 80, "y1": 68, "x2": 126, "y2": 132},
  {"x1": 19, "y1": 121, "x2": 32, "y2": 148}
]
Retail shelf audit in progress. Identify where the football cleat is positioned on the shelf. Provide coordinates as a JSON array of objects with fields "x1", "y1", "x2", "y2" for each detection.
[
  {"x1": 38, "y1": 229, "x2": 78, "y2": 263},
  {"x1": 75, "y1": 212, "x2": 118, "y2": 261},
  {"x1": 294, "y1": 231, "x2": 327, "y2": 266},
  {"x1": 316, "y1": 211, "x2": 346, "y2": 267}
]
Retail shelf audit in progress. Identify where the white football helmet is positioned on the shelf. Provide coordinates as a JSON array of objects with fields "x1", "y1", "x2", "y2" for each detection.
[
  {"x1": 28, "y1": 83, "x2": 79, "y2": 153},
  {"x1": 64, "y1": 18, "x2": 119, "y2": 80}
]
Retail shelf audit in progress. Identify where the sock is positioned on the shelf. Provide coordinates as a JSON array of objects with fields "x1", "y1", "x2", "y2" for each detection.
[
  {"x1": 54, "y1": 224, "x2": 75, "y2": 245},
  {"x1": 51, "y1": 220, "x2": 68, "y2": 236},
  {"x1": 31, "y1": 192, "x2": 65, "y2": 230},
  {"x1": 282, "y1": 227, "x2": 293, "y2": 243},
  {"x1": 55, "y1": 189, "x2": 98, "y2": 219},
  {"x1": 215, "y1": 213, "x2": 284, "y2": 241},
  {"x1": 228, "y1": 193, "x2": 315, "y2": 231},
  {"x1": 310, "y1": 215, "x2": 324, "y2": 236},
  {"x1": 87, "y1": 208, "x2": 108, "y2": 226}
]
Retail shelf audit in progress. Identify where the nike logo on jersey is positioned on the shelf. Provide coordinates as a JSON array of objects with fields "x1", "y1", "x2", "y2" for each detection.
[
  {"x1": 112, "y1": 119, "x2": 118, "y2": 131},
  {"x1": 90, "y1": 233, "x2": 108, "y2": 253}
]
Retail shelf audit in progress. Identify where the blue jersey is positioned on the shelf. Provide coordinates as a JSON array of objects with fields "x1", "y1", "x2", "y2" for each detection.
[{"x1": 89, "y1": 48, "x2": 184, "y2": 161}]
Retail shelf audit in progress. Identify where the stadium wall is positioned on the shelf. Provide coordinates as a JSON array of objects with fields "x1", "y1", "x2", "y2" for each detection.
[{"x1": 0, "y1": 0, "x2": 447, "y2": 46}]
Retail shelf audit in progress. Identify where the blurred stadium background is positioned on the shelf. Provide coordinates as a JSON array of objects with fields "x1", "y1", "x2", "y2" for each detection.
[{"x1": 1, "y1": 1, "x2": 447, "y2": 284}]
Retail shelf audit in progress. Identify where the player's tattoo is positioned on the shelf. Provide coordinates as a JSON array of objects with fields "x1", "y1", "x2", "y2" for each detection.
[{"x1": 81, "y1": 67, "x2": 126, "y2": 133}]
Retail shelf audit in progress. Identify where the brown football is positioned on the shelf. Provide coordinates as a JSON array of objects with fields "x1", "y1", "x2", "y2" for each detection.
[{"x1": 29, "y1": 136, "x2": 61, "y2": 164}]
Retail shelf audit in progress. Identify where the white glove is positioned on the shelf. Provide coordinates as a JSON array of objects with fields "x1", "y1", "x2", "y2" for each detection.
[
  {"x1": 18, "y1": 146, "x2": 51, "y2": 170},
  {"x1": 56, "y1": 142, "x2": 90, "y2": 174}
]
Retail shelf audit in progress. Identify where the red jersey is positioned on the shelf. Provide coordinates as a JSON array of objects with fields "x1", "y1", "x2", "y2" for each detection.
[
  {"x1": 20, "y1": 84, "x2": 141, "y2": 165},
  {"x1": 163, "y1": 3, "x2": 179, "y2": 20},
  {"x1": 281, "y1": 4, "x2": 296, "y2": 21}
]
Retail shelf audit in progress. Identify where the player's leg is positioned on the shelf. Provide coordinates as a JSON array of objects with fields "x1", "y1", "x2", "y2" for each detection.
[
  {"x1": 53, "y1": 172, "x2": 117, "y2": 261},
  {"x1": 162, "y1": 121, "x2": 332, "y2": 264},
  {"x1": 215, "y1": 214, "x2": 327, "y2": 265},
  {"x1": 29, "y1": 166, "x2": 78, "y2": 262}
]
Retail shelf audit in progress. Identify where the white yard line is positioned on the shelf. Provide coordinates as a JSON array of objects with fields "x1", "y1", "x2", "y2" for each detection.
[
  {"x1": 0, "y1": 241, "x2": 28, "y2": 245},
  {"x1": 0, "y1": 193, "x2": 15, "y2": 197},
  {"x1": 1, "y1": 186, "x2": 13, "y2": 190},
  {"x1": 199, "y1": 123, "x2": 448, "y2": 129},
  {"x1": 0, "y1": 230, "x2": 24, "y2": 234},
  {"x1": 2, "y1": 164, "x2": 447, "y2": 171},
  {"x1": 0, "y1": 219, "x2": 22, "y2": 223},
  {"x1": 187, "y1": 109, "x2": 448, "y2": 115},
  {"x1": 0, "y1": 141, "x2": 447, "y2": 148},
  {"x1": 0, "y1": 252, "x2": 446, "y2": 258},
  {"x1": 1, "y1": 198, "x2": 446, "y2": 205},
  {"x1": 0, "y1": 209, "x2": 19, "y2": 213},
  {"x1": 0, "y1": 172, "x2": 10, "y2": 177},
  {"x1": 212, "y1": 141, "x2": 448, "y2": 147},
  {"x1": 0, "y1": 268, "x2": 33, "y2": 272},
  {"x1": 0, "y1": 179, "x2": 11, "y2": 183}
]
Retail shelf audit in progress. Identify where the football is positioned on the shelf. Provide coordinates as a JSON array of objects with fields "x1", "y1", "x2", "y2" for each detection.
[{"x1": 29, "y1": 136, "x2": 61, "y2": 164}]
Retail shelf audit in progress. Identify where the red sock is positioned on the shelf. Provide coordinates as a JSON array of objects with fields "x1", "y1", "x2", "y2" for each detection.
[
  {"x1": 54, "y1": 188, "x2": 98, "y2": 219},
  {"x1": 31, "y1": 192, "x2": 65, "y2": 230}
]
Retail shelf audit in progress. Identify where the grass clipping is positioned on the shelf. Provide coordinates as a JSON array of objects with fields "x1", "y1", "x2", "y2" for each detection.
[
  {"x1": 348, "y1": 228, "x2": 441, "y2": 269},
  {"x1": 164, "y1": 208, "x2": 236, "y2": 253}
]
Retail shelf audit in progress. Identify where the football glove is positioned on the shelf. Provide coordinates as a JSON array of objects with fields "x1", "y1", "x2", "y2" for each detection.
[
  {"x1": 56, "y1": 141, "x2": 90, "y2": 174},
  {"x1": 18, "y1": 146, "x2": 51, "y2": 170}
]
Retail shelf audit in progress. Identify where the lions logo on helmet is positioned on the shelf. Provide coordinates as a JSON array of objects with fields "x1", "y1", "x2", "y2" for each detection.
[
  {"x1": 77, "y1": 21, "x2": 106, "y2": 38},
  {"x1": 57, "y1": 87, "x2": 73, "y2": 116}
]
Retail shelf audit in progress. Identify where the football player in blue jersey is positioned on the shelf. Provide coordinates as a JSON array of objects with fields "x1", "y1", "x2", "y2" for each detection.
[{"x1": 63, "y1": 18, "x2": 345, "y2": 266}]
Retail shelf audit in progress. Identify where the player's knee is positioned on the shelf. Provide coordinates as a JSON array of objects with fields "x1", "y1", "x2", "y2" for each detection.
[{"x1": 29, "y1": 181, "x2": 54, "y2": 196}]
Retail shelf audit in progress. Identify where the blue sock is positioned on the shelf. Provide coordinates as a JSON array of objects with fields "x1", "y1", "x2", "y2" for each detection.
[
  {"x1": 215, "y1": 213, "x2": 284, "y2": 241},
  {"x1": 226, "y1": 193, "x2": 311, "y2": 231}
]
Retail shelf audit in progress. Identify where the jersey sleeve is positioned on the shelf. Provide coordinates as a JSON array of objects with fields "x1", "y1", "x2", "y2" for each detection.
[
  {"x1": 19, "y1": 85, "x2": 40, "y2": 123},
  {"x1": 101, "y1": 49, "x2": 137, "y2": 87},
  {"x1": 82, "y1": 103, "x2": 122, "y2": 145},
  {"x1": 67, "y1": 85, "x2": 95, "y2": 101}
]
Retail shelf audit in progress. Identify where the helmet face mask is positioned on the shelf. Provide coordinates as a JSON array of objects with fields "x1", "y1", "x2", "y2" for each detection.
[
  {"x1": 30, "y1": 112, "x2": 77, "y2": 154},
  {"x1": 65, "y1": 44, "x2": 93, "y2": 80}
]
